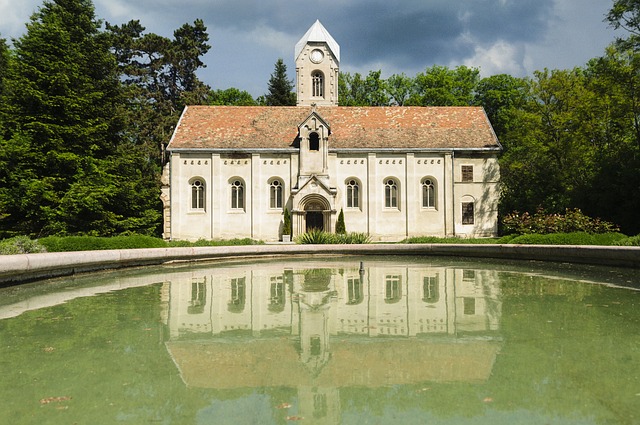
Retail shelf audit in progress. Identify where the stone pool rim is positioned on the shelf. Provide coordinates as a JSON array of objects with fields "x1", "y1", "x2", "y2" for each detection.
[{"x1": 1, "y1": 244, "x2": 639, "y2": 285}]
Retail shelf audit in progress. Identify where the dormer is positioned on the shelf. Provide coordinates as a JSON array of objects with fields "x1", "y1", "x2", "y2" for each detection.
[
  {"x1": 298, "y1": 111, "x2": 330, "y2": 176},
  {"x1": 295, "y1": 20, "x2": 340, "y2": 106}
]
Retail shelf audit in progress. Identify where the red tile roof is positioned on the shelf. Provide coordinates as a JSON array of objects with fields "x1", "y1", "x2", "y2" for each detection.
[{"x1": 167, "y1": 105, "x2": 500, "y2": 151}]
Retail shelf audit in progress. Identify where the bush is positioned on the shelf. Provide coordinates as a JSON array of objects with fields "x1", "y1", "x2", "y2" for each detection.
[
  {"x1": 336, "y1": 232, "x2": 371, "y2": 244},
  {"x1": 295, "y1": 230, "x2": 371, "y2": 244},
  {"x1": 402, "y1": 236, "x2": 508, "y2": 244},
  {"x1": 282, "y1": 208, "x2": 291, "y2": 236},
  {"x1": 507, "y1": 232, "x2": 626, "y2": 245},
  {"x1": 38, "y1": 235, "x2": 263, "y2": 252},
  {"x1": 295, "y1": 229, "x2": 336, "y2": 244},
  {"x1": 0, "y1": 236, "x2": 47, "y2": 254},
  {"x1": 613, "y1": 234, "x2": 640, "y2": 246},
  {"x1": 336, "y1": 209, "x2": 346, "y2": 234},
  {"x1": 502, "y1": 208, "x2": 620, "y2": 235},
  {"x1": 39, "y1": 235, "x2": 167, "y2": 252}
]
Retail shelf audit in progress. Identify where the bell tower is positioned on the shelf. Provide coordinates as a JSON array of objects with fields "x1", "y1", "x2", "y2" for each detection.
[{"x1": 295, "y1": 20, "x2": 340, "y2": 106}]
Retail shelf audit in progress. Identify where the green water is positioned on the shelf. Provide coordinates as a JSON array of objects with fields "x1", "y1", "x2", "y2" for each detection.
[{"x1": 0, "y1": 256, "x2": 638, "y2": 425}]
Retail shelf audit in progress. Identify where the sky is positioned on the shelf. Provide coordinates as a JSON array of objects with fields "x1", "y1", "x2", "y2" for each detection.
[{"x1": 0, "y1": 0, "x2": 622, "y2": 97}]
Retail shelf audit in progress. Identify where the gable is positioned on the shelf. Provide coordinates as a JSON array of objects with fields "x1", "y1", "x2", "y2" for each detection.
[{"x1": 167, "y1": 105, "x2": 501, "y2": 152}]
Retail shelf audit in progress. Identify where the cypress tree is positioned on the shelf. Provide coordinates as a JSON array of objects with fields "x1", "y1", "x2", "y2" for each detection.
[{"x1": 336, "y1": 209, "x2": 346, "y2": 234}]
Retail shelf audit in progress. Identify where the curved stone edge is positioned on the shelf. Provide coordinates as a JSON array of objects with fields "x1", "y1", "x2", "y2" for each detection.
[{"x1": 1, "y1": 244, "x2": 639, "y2": 285}]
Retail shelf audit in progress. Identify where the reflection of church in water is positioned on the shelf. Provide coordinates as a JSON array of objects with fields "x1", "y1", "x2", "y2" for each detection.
[{"x1": 162, "y1": 260, "x2": 502, "y2": 423}]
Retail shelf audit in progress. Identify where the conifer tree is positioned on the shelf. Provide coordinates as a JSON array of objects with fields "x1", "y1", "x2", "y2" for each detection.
[
  {"x1": 336, "y1": 209, "x2": 346, "y2": 234},
  {"x1": 264, "y1": 58, "x2": 296, "y2": 106},
  {"x1": 0, "y1": 0, "x2": 160, "y2": 237}
]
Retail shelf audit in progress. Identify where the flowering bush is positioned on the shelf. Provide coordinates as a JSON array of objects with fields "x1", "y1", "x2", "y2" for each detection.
[{"x1": 502, "y1": 208, "x2": 620, "y2": 235}]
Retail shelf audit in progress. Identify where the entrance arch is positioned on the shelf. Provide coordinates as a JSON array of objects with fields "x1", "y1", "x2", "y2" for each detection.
[
  {"x1": 297, "y1": 194, "x2": 333, "y2": 234},
  {"x1": 305, "y1": 202, "x2": 325, "y2": 231}
]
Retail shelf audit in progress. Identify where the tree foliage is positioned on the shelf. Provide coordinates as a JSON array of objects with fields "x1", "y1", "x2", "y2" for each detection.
[
  {"x1": 1, "y1": 0, "x2": 640, "y2": 238},
  {"x1": 0, "y1": 0, "x2": 211, "y2": 238},
  {"x1": 264, "y1": 58, "x2": 295, "y2": 106},
  {"x1": 105, "y1": 18, "x2": 211, "y2": 163},
  {"x1": 208, "y1": 87, "x2": 257, "y2": 105}
]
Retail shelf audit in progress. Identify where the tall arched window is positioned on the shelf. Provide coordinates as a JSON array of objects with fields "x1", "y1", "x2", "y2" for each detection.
[
  {"x1": 385, "y1": 275, "x2": 402, "y2": 304},
  {"x1": 346, "y1": 179, "x2": 360, "y2": 209},
  {"x1": 231, "y1": 179, "x2": 244, "y2": 210},
  {"x1": 269, "y1": 179, "x2": 283, "y2": 209},
  {"x1": 422, "y1": 178, "x2": 436, "y2": 208},
  {"x1": 384, "y1": 179, "x2": 398, "y2": 208},
  {"x1": 309, "y1": 132, "x2": 320, "y2": 151},
  {"x1": 191, "y1": 179, "x2": 205, "y2": 210},
  {"x1": 462, "y1": 201, "x2": 475, "y2": 224},
  {"x1": 423, "y1": 276, "x2": 439, "y2": 303},
  {"x1": 312, "y1": 71, "x2": 324, "y2": 97}
]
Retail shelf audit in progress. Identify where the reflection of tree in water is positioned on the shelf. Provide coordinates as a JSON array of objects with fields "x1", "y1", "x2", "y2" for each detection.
[{"x1": 300, "y1": 269, "x2": 332, "y2": 292}]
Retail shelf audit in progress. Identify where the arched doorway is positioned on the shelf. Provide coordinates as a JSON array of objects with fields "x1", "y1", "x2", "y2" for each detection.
[
  {"x1": 305, "y1": 201, "x2": 325, "y2": 232},
  {"x1": 295, "y1": 194, "x2": 333, "y2": 235}
]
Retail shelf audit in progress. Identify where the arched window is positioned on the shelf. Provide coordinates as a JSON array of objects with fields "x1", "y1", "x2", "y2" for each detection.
[
  {"x1": 385, "y1": 275, "x2": 402, "y2": 304},
  {"x1": 312, "y1": 71, "x2": 324, "y2": 97},
  {"x1": 384, "y1": 179, "x2": 398, "y2": 208},
  {"x1": 269, "y1": 179, "x2": 283, "y2": 209},
  {"x1": 347, "y1": 277, "x2": 364, "y2": 305},
  {"x1": 231, "y1": 179, "x2": 244, "y2": 210},
  {"x1": 309, "y1": 132, "x2": 320, "y2": 151},
  {"x1": 228, "y1": 277, "x2": 246, "y2": 313},
  {"x1": 191, "y1": 179, "x2": 205, "y2": 210},
  {"x1": 423, "y1": 276, "x2": 439, "y2": 303},
  {"x1": 346, "y1": 179, "x2": 360, "y2": 209},
  {"x1": 422, "y1": 178, "x2": 436, "y2": 208},
  {"x1": 462, "y1": 201, "x2": 475, "y2": 224}
]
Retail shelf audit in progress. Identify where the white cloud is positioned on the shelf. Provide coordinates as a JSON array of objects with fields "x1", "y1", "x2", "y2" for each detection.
[
  {"x1": 242, "y1": 24, "x2": 296, "y2": 55},
  {"x1": 462, "y1": 39, "x2": 525, "y2": 76},
  {"x1": 95, "y1": 0, "x2": 139, "y2": 20},
  {"x1": 0, "y1": 0, "x2": 37, "y2": 40}
]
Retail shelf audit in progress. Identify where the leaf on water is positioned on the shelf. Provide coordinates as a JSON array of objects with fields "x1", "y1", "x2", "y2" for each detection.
[
  {"x1": 276, "y1": 402, "x2": 292, "y2": 409},
  {"x1": 40, "y1": 396, "x2": 72, "y2": 405}
]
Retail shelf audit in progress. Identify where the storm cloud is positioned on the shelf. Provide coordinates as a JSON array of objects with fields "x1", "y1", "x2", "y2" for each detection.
[{"x1": 0, "y1": 0, "x2": 618, "y2": 96}]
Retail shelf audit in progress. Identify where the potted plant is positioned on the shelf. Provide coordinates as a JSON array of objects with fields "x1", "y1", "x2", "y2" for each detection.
[{"x1": 282, "y1": 207, "x2": 291, "y2": 242}]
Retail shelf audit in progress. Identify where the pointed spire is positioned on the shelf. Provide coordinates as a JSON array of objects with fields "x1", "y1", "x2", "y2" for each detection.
[{"x1": 294, "y1": 20, "x2": 340, "y2": 63}]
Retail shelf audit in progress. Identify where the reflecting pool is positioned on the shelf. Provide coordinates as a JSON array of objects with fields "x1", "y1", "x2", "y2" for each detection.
[{"x1": 0, "y1": 256, "x2": 639, "y2": 424}]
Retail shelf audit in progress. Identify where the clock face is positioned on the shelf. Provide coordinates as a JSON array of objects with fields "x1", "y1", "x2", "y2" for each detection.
[{"x1": 310, "y1": 49, "x2": 324, "y2": 64}]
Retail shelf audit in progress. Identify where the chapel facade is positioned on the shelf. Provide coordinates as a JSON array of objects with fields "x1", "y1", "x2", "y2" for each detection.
[{"x1": 161, "y1": 20, "x2": 501, "y2": 242}]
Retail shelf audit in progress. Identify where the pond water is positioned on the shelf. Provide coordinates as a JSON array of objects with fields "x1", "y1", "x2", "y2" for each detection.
[{"x1": 0, "y1": 256, "x2": 639, "y2": 425}]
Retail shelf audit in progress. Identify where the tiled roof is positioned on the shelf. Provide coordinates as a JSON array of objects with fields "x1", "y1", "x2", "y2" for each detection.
[{"x1": 167, "y1": 105, "x2": 501, "y2": 151}]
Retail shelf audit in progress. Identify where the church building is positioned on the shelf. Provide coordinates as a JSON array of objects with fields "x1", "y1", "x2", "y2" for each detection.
[{"x1": 162, "y1": 20, "x2": 501, "y2": 242}]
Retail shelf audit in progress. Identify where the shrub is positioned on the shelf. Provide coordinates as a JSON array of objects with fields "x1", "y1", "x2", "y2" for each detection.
[
  {"x1": 295, "y1": 229, "x2": 337, "y2": 244},
  {"x1": 507, "y1": 232, "x2": 626, "y2": 245},
  {"x1": 0, "y1": 236, "x2": 47, "y2": 254},
  {"x1": 295, "y1": 230, "x2": 371, "y2": 244},
  {"x1": 402, "y1": 236, "x2": 507, "y2": 244},
  {"x1": 188, "y1": 238, "x2": 263, "y2": 247},
  {"x1": 336, "y1": 232, "x2": 371, "y2": 244},
  {"x1": 502, "y1": 208, "x2": 620, "y2": 235},
  {"x1": 39, "y1": 235, "x2": 167, "y2": 252},
  {"x1": 282, "y1": 208, "x2": 291, "y2": 236},
  {"x1": 336, "y1": 209, "x2": 346, "y2": 234},
  {"x1": 613, "y1": 234, "x2": 640, "y2": 246}
]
